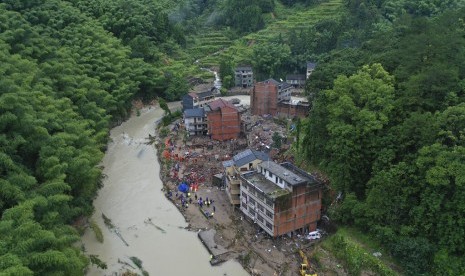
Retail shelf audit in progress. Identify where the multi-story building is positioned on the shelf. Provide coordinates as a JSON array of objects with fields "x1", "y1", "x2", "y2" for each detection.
[
  {"x1": 223, "y1": 149, "x2": 270, "y2": 205},
  {"x1": 306, "y1": 62, "x2": 317, "y2": 79},
  {"x1": 239, "y1": 161, "x2": 322, "y2": 237},
  {"x1": 235, "y1": 66, "x2": 254, "y2": 88},
  {"x1": 182, "y1": 90, "x2": 215, "y2": 111},
  {"x1": 250, "y1": 79, "x2": 292, "y2": 116},
  {"x1": 205, "y1": 99, "x2": 241, "y2": 141},
  {"x1": 183, "y1": 108, "x2": 207, "y2": 136},
  {"x1": 286, "y1": 74, "x2": 306, "y2": 88}
]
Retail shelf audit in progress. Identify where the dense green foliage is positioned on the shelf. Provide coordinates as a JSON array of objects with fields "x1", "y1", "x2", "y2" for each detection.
[
  {"x1": 302, "y1": 1, "x2": 465, "y2": 274},
  {"x1": 2, "y1": 0, "x2": 465, "y2": 274},
  {"x1": 0, "y1": 0, "x2": 187, "y2": 273},
  {"x1": 324, "y1": 231, "x2": 396, "y2": 275}
]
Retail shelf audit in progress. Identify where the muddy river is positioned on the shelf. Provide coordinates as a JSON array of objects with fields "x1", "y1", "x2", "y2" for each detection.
[{"x1": 81, "y1": 101, "x2": 249, "y2": 275}]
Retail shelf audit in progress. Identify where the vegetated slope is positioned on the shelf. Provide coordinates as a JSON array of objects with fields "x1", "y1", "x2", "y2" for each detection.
[
  {"x1": 302, "y1": 2, "x2": 465, "y2": 275},
  {"x1": 198, "y1": 0, "x2": 344, "y2": 67},
  {"x1": 0, "y1": 1, "x2": 173, "y2": 274},
  {"x1": 187, "y1": 30, "x2": 233, "y2": 62}
]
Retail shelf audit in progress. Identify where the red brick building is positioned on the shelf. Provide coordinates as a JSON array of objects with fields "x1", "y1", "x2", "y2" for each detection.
[
  {"x1": 251, "y1": 79, "x2": 292, "y2": 116},
  {"x1": 206, "y1": 99, "x2": 241, "y2": 141}
]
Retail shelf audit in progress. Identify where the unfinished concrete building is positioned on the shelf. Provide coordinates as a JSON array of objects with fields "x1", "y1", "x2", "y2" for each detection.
[
  {"x1": 235, "y1": 66, "x2": 254, "y2": 88},
  {"x1": 250, "y1": 79, "x2": 292, "y2": 116},
  {"x1": 239, "y1": 161, "x2": 322, "y2": 237},
  {"x1": 205, "y1": 99, "x2": 241, "y2": 141}
]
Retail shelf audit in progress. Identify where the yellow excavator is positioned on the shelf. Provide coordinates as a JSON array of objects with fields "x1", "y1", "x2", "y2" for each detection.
[{"x1": 299, "y1": 250, "x2": 317, "y2": 276}]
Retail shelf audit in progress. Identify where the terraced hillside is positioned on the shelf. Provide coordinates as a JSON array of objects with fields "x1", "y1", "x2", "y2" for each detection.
[
  {"x1": 187, "y1": 30, "x2": 233, "y2": 65},
  {"x1": 199, "y1": 0, "x2": 344, "y2": 66}
]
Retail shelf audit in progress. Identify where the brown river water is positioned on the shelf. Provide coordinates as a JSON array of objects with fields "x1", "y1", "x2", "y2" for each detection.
[{"x1": 81, "y1": 101, "x2": 249, "y2": 276}]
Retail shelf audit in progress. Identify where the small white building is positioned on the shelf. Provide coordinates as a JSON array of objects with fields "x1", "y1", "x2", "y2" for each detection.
[{"x1": 183, "y1": 108, "x2": 207, "y2": 136}]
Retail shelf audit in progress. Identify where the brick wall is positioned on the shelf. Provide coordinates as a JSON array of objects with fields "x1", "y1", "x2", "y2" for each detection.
[
  {"x1": 207, "y1": 106, "x2": 241, "y2": 141},
  {"x1": 277, "y1": 102, "x2": 310, "y2": 118},
  {"x1": 273, "y1": 186, "x2": 322, "y2": 236},
  {"x1": 251, "y1": 82, "x2": 278, "y2": 116}
]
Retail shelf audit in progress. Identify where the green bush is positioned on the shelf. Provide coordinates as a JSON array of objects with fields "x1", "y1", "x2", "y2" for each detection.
[
  {"x1": 90, "y1": 219, "x2": 104, "y2": 243},
  {"x1": 327, "y1": 234, "x2": 396, "y2": 276}
]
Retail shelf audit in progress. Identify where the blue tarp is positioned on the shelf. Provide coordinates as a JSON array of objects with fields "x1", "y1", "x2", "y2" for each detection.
[{"x1": 178, "y1": 182, "x2": 189, "y2": 193}]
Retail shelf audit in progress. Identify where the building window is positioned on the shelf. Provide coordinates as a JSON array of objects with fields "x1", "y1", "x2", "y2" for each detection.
[
  {"x1": 258, "y1": 193, "x2": 264, "y2": 201},
  {"x1": 266, "y1": 221, "x2": 272, "y2": 230},
  {"x1": 257, "y1": 204, "x2": 264, "y2": 212},
  {"x1": 268, "y1": 171, "x2": 272, "y2": 177},
  {"x1": 266, "y1": 199, "x2": 273, "y2": 207},
  {"x1": 241, "y1": 201, "x2": 248, "y2": 210},
  {"x1": 257, "y1": 214, "x2": 264, "y2": 223},
  {"x1": 242, "y1": 191, "x2": 247, "y2": 199},
  {"x1": 266, "y1": 210, "x2": 273, "y2": 219},
  {"x1": 249, "y1": 208, "x2": 255, "y2": 216},
  {"x1": 249, "y1": 197, "x2": 255, "y2": 206}
]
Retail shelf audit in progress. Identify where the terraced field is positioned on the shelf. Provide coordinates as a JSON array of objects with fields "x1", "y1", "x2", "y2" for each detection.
[
  {"x1": 197, "y1": 0, "x2": 344, "y2": 66},
  {"x1": 187, "y1": 30, "x2": 233, "y2": 65}
]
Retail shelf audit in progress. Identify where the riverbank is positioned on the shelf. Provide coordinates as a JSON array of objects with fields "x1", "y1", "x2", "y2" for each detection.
[{"x1": 81, "y1": 103, "x2": 248, "y2": 276}]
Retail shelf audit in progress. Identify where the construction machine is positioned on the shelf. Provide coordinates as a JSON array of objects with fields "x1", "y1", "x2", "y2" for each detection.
[{"x1": 299, "y1": 250, "x2": 317, "y2": 276}]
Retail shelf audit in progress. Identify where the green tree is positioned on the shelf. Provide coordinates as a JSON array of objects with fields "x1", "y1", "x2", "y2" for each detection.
[
  {"x1": 158, "y1": 98, "x2": 171, "y2": 116},
  {"x1": 219, "y1": 57, "x2": 235, "y2": 89},
  {"x1": 252, "y1": 42, "x2": 291, "y2": 80},
  {"x1": 272, "y1": 132, "x2": 282, "y2": 149},
  {"x1": 321, "y1": 64, "x2": 395, "y2": 196}
]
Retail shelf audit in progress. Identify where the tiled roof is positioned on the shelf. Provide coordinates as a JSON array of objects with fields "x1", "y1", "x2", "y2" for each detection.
[
  {"x1": 286, "y1": 74, "x2": 306, "y2": 80},
  {"x1": 184, "y1": 108, "x2": 205, "y2": 118},
  {"x1": 207, "y1": 98, "x2": 236, "y2": 111},
  {"x1": 236, "y1": 66, "x2": 253, "y2": 71},
  {"x1": 197, "y1": 90, "x2": 214, "y2": 98},
  {"x1": 262, "y1": 78, "x2": 280, "y2": 85},
  {"x1": 233, "y1": 149, "x2": 269, "y2": 167},
  {"x1": 222, "y1": 160, "x2": 234, "y2": 168},
  {"x1": 307, "y1": 62, "x2": 317, "y2": 69}
]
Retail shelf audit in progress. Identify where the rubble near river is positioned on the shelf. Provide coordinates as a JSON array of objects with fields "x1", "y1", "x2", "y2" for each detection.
[{"x1": 152, "y1": 97, "x2": 326, "y2": 276}]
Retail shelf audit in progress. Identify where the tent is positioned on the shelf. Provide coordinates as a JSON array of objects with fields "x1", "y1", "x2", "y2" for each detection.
[{"x1": 178, "y1": 182, "x2": 189, "y2": 193}]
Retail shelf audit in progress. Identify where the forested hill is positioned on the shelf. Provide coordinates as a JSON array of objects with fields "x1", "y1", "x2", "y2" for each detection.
[
  {"x1": 2, "y1": 0, "x2": 465, "y2": 275},
  {"x1": 0, "y1": 0, "x2": 184, "y2": 274},
  {"x1": 302, "y1": 1, "x2": 465, "y2": 275}
]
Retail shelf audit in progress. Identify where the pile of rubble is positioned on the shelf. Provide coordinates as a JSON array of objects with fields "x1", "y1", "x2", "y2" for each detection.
[{"x1": 241, "y1": 110, "x2": 290, "y2": 158}]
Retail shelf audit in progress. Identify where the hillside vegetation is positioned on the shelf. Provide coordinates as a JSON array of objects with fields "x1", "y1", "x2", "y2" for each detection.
[
  {"x1": 1, "y1": 0, "x2": 465, "y2": 275},
  {"x1": 300, "y1": 1, "x2": 465, "y2": 275}
]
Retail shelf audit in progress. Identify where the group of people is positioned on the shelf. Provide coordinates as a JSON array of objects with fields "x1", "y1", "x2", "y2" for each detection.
[{"x1": 166, "y1": 190, "x2": 216, "y2": 214}]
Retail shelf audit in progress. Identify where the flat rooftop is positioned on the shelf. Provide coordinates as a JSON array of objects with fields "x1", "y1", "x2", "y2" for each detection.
[
  {"x1": 241, "y1": 171, "x2": 289, "y2": 199},
  {"x1": 259, "y1": 161, "x2": 311, "y2": 186}
]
